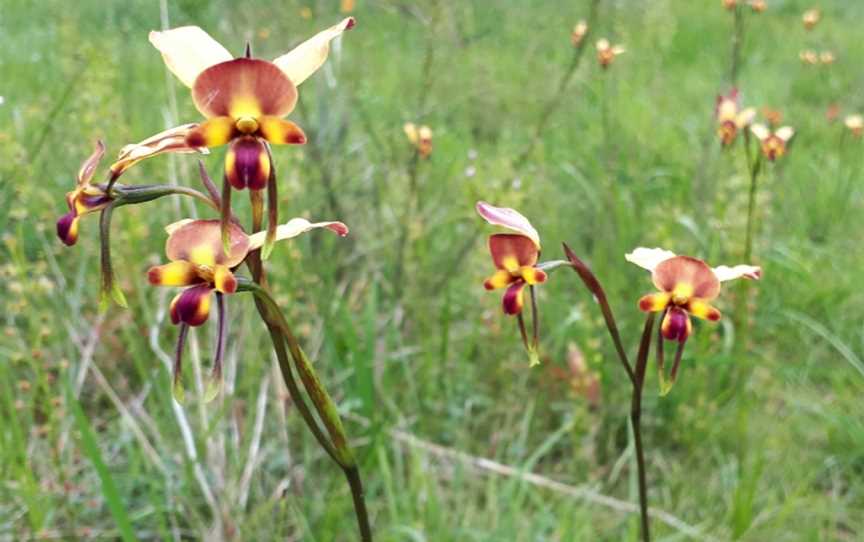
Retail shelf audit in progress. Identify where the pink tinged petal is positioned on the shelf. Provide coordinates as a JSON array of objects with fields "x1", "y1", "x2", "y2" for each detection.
[
  {"x1": 712, "y1": 264, "x2": 762, "y2": 282},
  {"x1": 483, "y1": 270, "x2": 514, "y2": 291},
  {"x1": 248, "y1": 218, "x2": 349, "y2": 249},
  {"x1": 652, "y1": 256, "x2": 721, "y2": 300},
  {"x1": 661, "y1": 306, "x2": 692, "y2": 343},
  {"x1": 172, "y1": 285, "x2": 214, "y2": 327},
  {"x1": 56, "y1": 212, "x2": 80, "y2": 246},
  {"x1": 166, "y1": 219, "x2": 250, "y2": 268},
  {"x1": 476, "y1": 201, "x2": 541, "y2": 248},
  {"x1": 111, "y1": 124, "x2": 209, "y2": 175},
  {"x1": 625, "y1": 247, "x2": 676, "y2": 272},
  {"x1": 502, "y1": 280, "x2": 527, "y2": 315},
  {"x1": 487, "y1": 234, "x2": 539, "y2": 272},
  {"x1": 147, "y1": 261, "x2": 203, "y2": 287},
  {"x1": 225, "y1": 136, "x2": 270, "y2": 190},
  {"x1": 750, "y1": 123, "x2": 770, "y2": 141},
  {"x1": 272, "y1": 17, "x2": 356, "y2": 86},
  {"x1": 77, "y1": 140, "x2": 105, "y2": 185},
  {"x1": 148, "y1": 26, "x2": 232, "y2": 88},
  {"x1": 192, "y1": 58, "x2": 297, "y2": 118},
  {"x1": 736, "y1": 108, "x2": 756, "y2": 128}
]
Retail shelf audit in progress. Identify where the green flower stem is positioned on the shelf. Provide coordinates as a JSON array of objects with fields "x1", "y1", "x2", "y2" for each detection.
[
  {"x1": 238, "y1": 277, "x2": 372, "y2": 542},
  {"x1": 632, "y1": 313, "x2": 656, "y2": 542}
]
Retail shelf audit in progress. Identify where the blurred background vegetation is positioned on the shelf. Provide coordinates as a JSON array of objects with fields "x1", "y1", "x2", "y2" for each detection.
[{"x1": 2, "y1": 0, "x2": 863, "y2": 540}]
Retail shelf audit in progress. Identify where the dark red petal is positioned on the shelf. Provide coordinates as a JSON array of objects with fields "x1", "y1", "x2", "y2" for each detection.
[
  {"x1": 661, "y1": 306, "x2": 692, "y2": 343},
  {"x1": 192, "y1": 58, "x2": 297, "y2": 118},
  {"x1": 56, "y1": 212, "x2": 79, "y2": 246},
  {"x1": 502, "y1": 280, "x2": 527, "y2": 315},
  {"x1": 225, "y1": 137, "x2": 271, "y2": 190},
  {"x1": 173, "y1": 285, "x2": 214, "y2": 327}
]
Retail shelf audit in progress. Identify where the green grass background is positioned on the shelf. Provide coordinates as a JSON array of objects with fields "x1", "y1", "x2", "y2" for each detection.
[{"x1": 1, "y1": 0, "x2": 863, "y2": 540}]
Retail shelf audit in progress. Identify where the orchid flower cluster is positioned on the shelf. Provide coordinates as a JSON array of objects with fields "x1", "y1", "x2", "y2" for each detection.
[
  {"x1": 477, "y1": 202, "x2": 761, "y2": 541},
  {"x1": 56, "y1": 19, "x2": 371, "y2": 541}
]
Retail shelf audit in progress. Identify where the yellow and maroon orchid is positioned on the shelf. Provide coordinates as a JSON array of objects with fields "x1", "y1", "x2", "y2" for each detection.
[
  {"x1": 715, "y1": 89, "x2": 756, "y2": 146},
  {"x1": 626, "y1": 247, "x2": 761, "y2": 344},
  {"x1": 148, "y1": 217, "x2": 348, "y2": 399},
  {"x1": 57, "y1": 141, "x2": 113, "y2": 246},
  {"x1": 144, "y1": 18, "x2": 354, "y2": 190},
  {"x1": 404, "y1": 122, "x2": 432, "y2": 159},
  {"x1": 477, "y1": 201, "x2": 546, "y2": 315},
  {"x1": 751, "y1": 123, "x2": 794, "y2": 161},
  {"x1": 749, "y1": 0, "x2": 767, "y2": 12},
  {"x1": 595, "y1": 39, "x2": 625, "y2": 69}
]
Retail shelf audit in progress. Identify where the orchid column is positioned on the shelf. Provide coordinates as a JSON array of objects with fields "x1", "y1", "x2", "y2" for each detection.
[{"x1": 57, "y1": 19, "x2": 372, "y2": 541}]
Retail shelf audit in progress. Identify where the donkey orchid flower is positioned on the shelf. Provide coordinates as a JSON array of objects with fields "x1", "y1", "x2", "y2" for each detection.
[
  {"x1": 571, "y1": 20, "x2": 588, "y2": 47},
  {"x1": 749, "y1": 0, "x2": 766, "y2": 13},
  {"x1": 57, "y1": 141, "x2": 113, "y2": 246},
  {"x1": 404, "y1": 122, "x2": 432, "y2": 158},
  {"x1": 148, "y1": 217, "x2": 347, "y2": 400},
  {"x1": 477, "y1": 201, "x2": 546, "y2": 315},
  {"x1": 751, "y1": 124, "x2": 794, "y2": 161},
  {"x1": 845, "y1": 115, "x2": 863, "y2": 137},
  {"x1": 802, "y1": 8, "x2": 821, "y2": 30},
  {"x1": 596, "y1": 39, "x2": 625, "y2": 69},
  {"x1": 143, "y1": 18, "x2": 355, "y2": 190},
  {"x1": 626, "y1": 247, "x2": 761, "y2": 343},
  {"x1": 716, "y1": 89, "x2": 756, "y2": 146}
]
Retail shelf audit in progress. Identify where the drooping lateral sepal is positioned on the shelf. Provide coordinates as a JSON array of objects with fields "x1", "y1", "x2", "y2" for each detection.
[{"x1": 170, "y1": 284, "x2": 214, "y2": 327}]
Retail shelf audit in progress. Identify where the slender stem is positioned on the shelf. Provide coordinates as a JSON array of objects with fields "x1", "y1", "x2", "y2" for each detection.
[
  {"x1": 345, "y1": 465, "x2": 373, "y2": 542},
  {"x1": 632, "y1": 313, "x2": 655, "y2": 542},
  {"x1": 516, "y1": 0, "x2": 601, "y2": 167},
  {"x1": 529, "y1": 285, "x2": 539, "y2": 350},
  {"x1": 743, "y1": 149, "x2": 762, "y2": 262},
  {"x1": 729, "y1": 5, "x2": 744, "y2": 85}
]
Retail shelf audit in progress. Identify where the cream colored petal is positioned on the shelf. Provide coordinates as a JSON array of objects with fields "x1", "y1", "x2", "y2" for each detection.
[
  {"x1": 475, "y1": 201, "x2": 541, "y2": 248},
  {"x1": 775, "y1": 126, "x2": 795, "y2": 142},
  {"x1": 611, "y1": 45, "x2": 626, "y2": 55},
  {"x1": 595, "y1": 38, "x2": 610, "y2": 51},
  {"x1": 111, "y1": 124, "x2": 209, "y2": 175},
  {"x1": 247, "y1": 218, "x2": 349, "y2": 249},
  {"x1": 164, "y1": 219, "x2": 196, "y2": 235},
  {"x1": 149, "y1": 26, "x2": 233, "y2": 87},
  {"x1": 711, "y1": 264, "x2": 762, "y2": 282},
  {"x1": 736, "y1": 107, "x2": 756, "y2": 128},
  {"x1": 624, "y1": 247, "x2": 677, "y2": 272},
  {"x1": 750, "y1": 123, "x2": 770, "y2": 141},
  {"x1": 272, "y1": 17, "x2": 355, "y2": 86},
  {"x1": 403, "y1": 122, "x2": 418, "y2": 144}
]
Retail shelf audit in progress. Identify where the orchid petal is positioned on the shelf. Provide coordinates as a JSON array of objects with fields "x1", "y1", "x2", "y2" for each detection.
[
  {"x1": 212, "y1": 265, "x2": 237, "y2": 294},
  {"x1": 185, "y1": 116, "x2": 237, "y2": 148},
  {"x1": 247, "y1": 218, "x2": 349, "y2": 250},
  {"x1": 111, "y1": 124, "x2": 208, "y2": 175},
  {"x1": 653, "y1": 256, "x2": 721, "y2": 300},
  {"x1": 483, "y1": 270, "x2": 514, "y2": 291},
  {"x1": 638, "y1": 292, "x2": 671, "y2": 312},
  {"x1": 750, "y1": 123, "x2": 770, "y2": 141},
  {"x1": 502, "y1": 280, "x2": 527, "y2": 315},
  {"x1": 148, "y1": 261, "x2": 203, "y2": 287},
  {"x1": 258, "y1": 116, "x2": 307, "y2": 145},
  {"x1": 488, "y1": 234, "x2": 539, "y2": 272},
  {"x1": 625, "y1": 247, "x2": 676, "y2": 272},
  {"x1": 225, "y1": 136, "x2": 270, "y2": 190},
  {"x1": 475, "y1": 201, "x2": 541, "y2": 248},
  {"x1": 686, "y1": 298, "x2": 721, "y2": 321},
  {"x1": 711, "y1": 264, "x2": 762, "y2": 282},
  {"x1": 56, "y1": 213, "x2": 80, "y2": 246},
  {"x1": 78, "y1": 140, "x2": 105, "y2": 185},
  {"x1": 192, "y1": 58, "x2": 298, "y2": 119},
  {"x1": 166, "y1": 219, "x2": 250, "y2": 268},
  {"x1": 272, "y1": 17, "x2": 356, "y2": 86},
  {"x1": 775, "y1": 126, "x2": 795, "y2": 142},
  {"x1": 149, "y1": 26, "x2": 233, "y2": 88},
  {"x1": 661, "y1": 306, "x2": 692, "y2": 343},
  {"x1": 171, "y1": 284, "x2": 214, "y2": 327}
]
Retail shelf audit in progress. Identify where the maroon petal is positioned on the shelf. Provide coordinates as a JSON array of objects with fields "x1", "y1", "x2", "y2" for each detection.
[
  {"x1": 225, "y1": 136, "x2": 270, "y2": 190},
  {"x1": 171, "y1": 285, "x2": 214, "y2": 327},
  {"x1": 502, "y1": 280, "x2": 528, "y2": 315},
  {"x1": 661, "y1": 306, "x2": 692, "y2": 343},
  {"x1": 56, "y1": 212, "x2": 80, "y2": 246}
]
